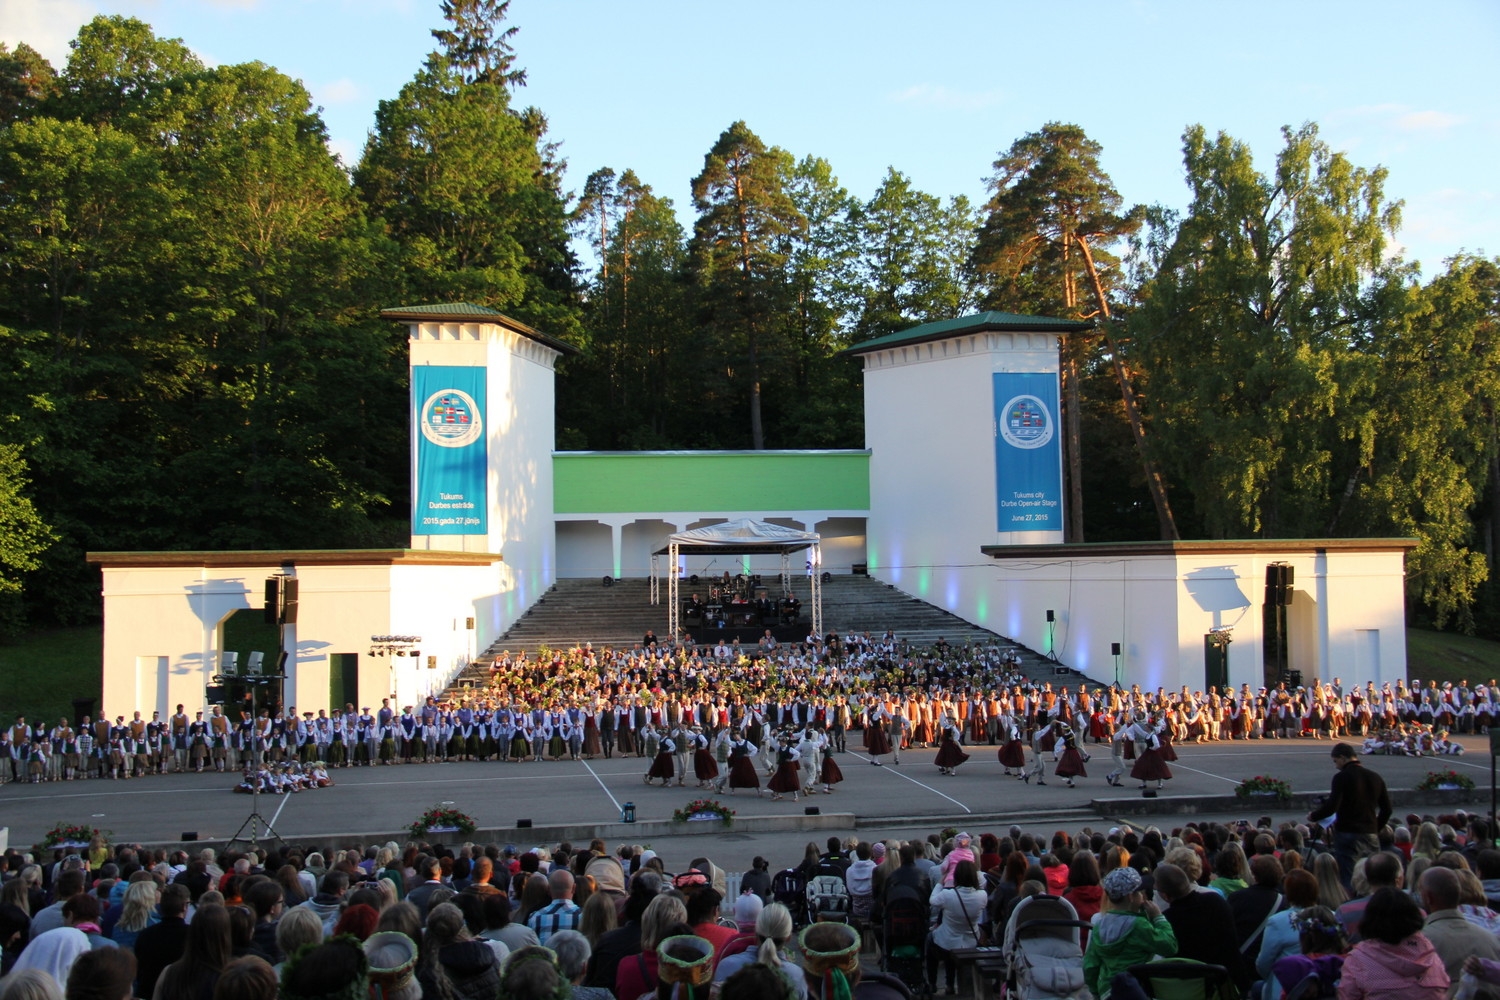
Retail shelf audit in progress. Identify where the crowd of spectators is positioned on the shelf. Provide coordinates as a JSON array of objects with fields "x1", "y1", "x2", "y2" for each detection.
[{"x1": 5, "y1": 794, "x2": 1500, "y2": 999}]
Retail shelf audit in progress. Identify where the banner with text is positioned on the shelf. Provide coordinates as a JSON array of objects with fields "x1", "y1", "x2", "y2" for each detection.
[
  {"x1": 993, "y1": 372, "x2": 1062, "y2": 532},
  {"x1": 413, "y1": 366, "x2": 487, "y2": 535}
]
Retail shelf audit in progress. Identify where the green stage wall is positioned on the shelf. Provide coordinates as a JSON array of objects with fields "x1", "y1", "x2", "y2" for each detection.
[{"x1": 553, "y1": 451, "x2": 871, "y2": 514}]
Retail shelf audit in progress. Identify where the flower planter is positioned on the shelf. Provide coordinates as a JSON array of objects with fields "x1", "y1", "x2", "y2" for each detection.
[{"x1": 686, "y1": 812, "x2": 721, "y2": 823}]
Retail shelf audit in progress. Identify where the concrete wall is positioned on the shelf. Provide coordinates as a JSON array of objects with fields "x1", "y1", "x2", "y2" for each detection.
[
  {"x1": 973, "y1": 542, "x2": 1411, "y2": 693},
  {"x1": 407, "y1": 320, "x2": 562, "y2": 638},
  {"x1": 863, "y1": 331, "x2": 1061, "y2": 610},
  {"x1": 96, "y1": 553, "x2": 503, "y2": 719}
]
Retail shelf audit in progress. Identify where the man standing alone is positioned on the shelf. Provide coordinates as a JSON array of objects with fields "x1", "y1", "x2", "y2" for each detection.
[{"x1": 1307, "y1": 742, "x2": 1391, "y2": 887}]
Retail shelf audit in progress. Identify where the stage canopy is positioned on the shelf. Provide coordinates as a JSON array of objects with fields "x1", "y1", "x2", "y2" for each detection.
[{"x1": 651, "y1": 518, "x2": 823, "y2": 639}]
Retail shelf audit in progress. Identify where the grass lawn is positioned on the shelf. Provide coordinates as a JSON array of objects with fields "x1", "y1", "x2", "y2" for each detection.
[
  {"x1": 0, "y1": 625, "x2": 103, "y2": 724},
  {"x1": 1406, "y1": 627, "x2": 1500, "y2": 687}
]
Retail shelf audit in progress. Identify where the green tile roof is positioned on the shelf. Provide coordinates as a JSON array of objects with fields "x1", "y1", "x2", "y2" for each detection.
[
  {"x1": 381, "y1": 302, "x2": 579, "y2": 355},
  {"x1": 844, "y1": 311, "x2": 1093, "y2": 355}
]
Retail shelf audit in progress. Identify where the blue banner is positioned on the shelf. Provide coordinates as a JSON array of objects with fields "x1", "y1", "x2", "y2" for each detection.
[
  {"x1": 413, "y1": 366, "x2": 487, "y2": 535},
  {"x1": 993, "y1": 372, "x2": 1063, "y2": 532}
]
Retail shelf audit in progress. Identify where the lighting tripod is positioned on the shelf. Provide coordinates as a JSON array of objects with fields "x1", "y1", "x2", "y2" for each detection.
[{"x1": 218, "y1": 672, "x2": 287, "y2": 850}]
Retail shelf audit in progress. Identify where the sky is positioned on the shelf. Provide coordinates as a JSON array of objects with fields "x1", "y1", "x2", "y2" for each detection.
[{"x1": 5, "y1": 0, "x2": 1498, "y2": 279}]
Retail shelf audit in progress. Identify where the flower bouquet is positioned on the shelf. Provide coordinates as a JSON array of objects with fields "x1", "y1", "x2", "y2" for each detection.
[
  {"x1": 42, "y1": 822, "x2": 103, "y2": 850},
  {"x1": 1416, "y1": 770, "x2": 1474, "y2": 791},
  {"x1": 1235, "y1": 775, "x2": 1292, "y2": 800},
  {"x1": 671, "y1": 798, "x2": 735, "y2": 826},
  {"x1": 408, "y1": 804, "x2": 477, "y2": 839}
]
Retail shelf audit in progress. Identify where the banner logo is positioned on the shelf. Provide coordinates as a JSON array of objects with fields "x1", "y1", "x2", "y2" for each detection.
[
  {"x1": 420, "y1": 389, "x2": 483, "y2": 448},
  {"x1": 998, "y1": 394, "x2": 1054, "y2": 450}
]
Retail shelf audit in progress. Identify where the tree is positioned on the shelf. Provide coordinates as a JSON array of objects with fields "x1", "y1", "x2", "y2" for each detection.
[
  {"x1": 1129, "y1": 123, "x2": 1401, "y2": 542},
  {"x1": 689, "y1": 121, "x2": 804, "y2": 449},
  {"x1": 48, "y1": 15, "x2": 202, "y2": 126},
  {"x1": 855, "y1": 167, "x2": 974, "y2": 339},
  {"x1": 0, "y1": 42, "x2": 56, "y2": 125},
  {"x1": 0, "y1": 442, "x2": 55, "y2": 597},
  {"x1": 356, "y1": 56, "x2": 579, "y2": 339},
  {"x1": 1348, "y1": 255, "x2": 1500, "y2": 628},
  {"x1": 562, "y1": 168, "x2": 692, "y2": 448},
  {"x1": 974, "y1": 123, "x2": 1168, "y2": 541},
  {"x1": 431, "y1": 0, "x2": 527, "y2": 88},
  {"x1": 775, "y1": 155, "x2": 863, "y2": 447}
]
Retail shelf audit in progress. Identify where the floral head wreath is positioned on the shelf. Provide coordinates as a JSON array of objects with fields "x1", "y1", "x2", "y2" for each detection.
[
  {"x1": 1290, "y1": 907, "x2": 1345, "y2": 941},
  {"x1": 497, "y1": 946, "x2": 569, "y2": 1000}
]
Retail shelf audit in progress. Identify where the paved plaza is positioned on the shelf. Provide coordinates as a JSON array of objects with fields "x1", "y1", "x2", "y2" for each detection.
[{"x1": 1, "y1": 733, "x2": 1490, "y2": 874}]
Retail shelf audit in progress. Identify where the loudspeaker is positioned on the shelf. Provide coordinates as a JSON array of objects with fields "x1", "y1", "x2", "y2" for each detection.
[
  {"x1": 516, "y1": 819, "x2": 532, "y2": 829},
  {"x1": 264, "y1": 578, "x2": 279, "y2": 624},
  {"x1": 804, "y1": 807, "x2": 820, "y2": 816},
  {"x1": 1143, "y1": 790, "x2": 1158, "y2": 798},
  {"x1": 1046, "y1": 609, "x2": 1056, "y2": 623},
  {"x1": 181, "y1": 832, "x2": 198, "y2": 841},
  {"x1": 246, "y1": 651, "x2": 264, "y2": 674},
  {"x1": 220, "y1": 651, "x2": 239, "y2": 671},
  {"x1": 427, "y1": 655, "x2": 437, "y2": 669},
  {"x1": 465, "y1": 617, "x2": 475, "y2": 630},
  {"x1": 276, "y1": 650, "x2": 289, "y2": 671},
  {"x1": 602, "y1": 576, "x2": 614, "y2": 588},
  {"x1": 280, "y1": 578, "x2": 298, "y2": 624},
  {"x1": 1111, "y1": 642, "x2": 1121, "y2": 656}
]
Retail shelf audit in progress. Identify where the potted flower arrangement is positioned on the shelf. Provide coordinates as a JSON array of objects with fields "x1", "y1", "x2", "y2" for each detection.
[
  {"x1": 1235, "y1": 775, "x2": 1292, "y2": 800},
  {"x1": 671, "y1": 798, "x2": 735, "y2": 827},
  {"x1": 42, "y1": 822, "x2": 102, "y2": 850},
  {"x1": 408, "y1": 804, "x2": 477, "y2": 839},
  {"x1": 1417, "y1": 770, "x2": 1475, "y2": 792}
]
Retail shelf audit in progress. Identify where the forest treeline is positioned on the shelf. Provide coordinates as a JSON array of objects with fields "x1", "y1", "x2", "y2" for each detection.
[{"x1": 0, "y1": 2, "x2": 1496, "y2": 637}]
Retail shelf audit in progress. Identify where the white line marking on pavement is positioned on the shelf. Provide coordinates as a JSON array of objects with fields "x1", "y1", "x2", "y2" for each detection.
[
  {"x1": 582, "y1": 761, "x2": 621, "y2": 813},
  {"x1": 843, "y1": 751, "x2": 971, "y2": 813},
  {"x1": 1163, "y1": 762, "x2": 1241, "y2": 784},
  {"x1": 270, "y1": 792, "x2": 291, "y2": 827}
]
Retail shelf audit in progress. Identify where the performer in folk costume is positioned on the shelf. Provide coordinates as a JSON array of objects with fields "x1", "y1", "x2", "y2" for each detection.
[
  {"x1": 767, "y1": 734, "x2": 802, "y2": 801},
  {"x1": 1130, "y1": 719, "x2": 1173, "y2": 790},
  {"x1": 1052, "y1": 721, "x2": 1089, "y2": 787},
  {"x1": 864, "y1": 698, "x2": 892, "y2": 765},
  {"x1": 997, "y1": 712, "x2": 1027, "y2": 777},
  {"x1": 688, "y1": 726, "x2": 718, "y2": 787},
  {"x1": 797, "y1": 729, "x2": 823, "y2": 794},
  {"x1": 1156, "y1": 714, "x2": 1179, "y2": 762},
  {"x1": 1025, "y1": 711, "x2": 1054, "y2": 785},
  {"x1": 670, "y1": 726, "x2": 690, "y2": 785},
  {"x1": 1105, "y1": 712, "x2": 1143, "y2": 787},
  {"x1": 722, "y1": 730, "x2": 761, "y2": 795},
  {"x1": 819, "y1": 727, "x2": 844, "y2": 793},
  {"x1": 934, "y1": 723, "x2": 970, "y2": 776},
  {"x1": 645, "y1": 727, "x2": 678, "y2": 786}
]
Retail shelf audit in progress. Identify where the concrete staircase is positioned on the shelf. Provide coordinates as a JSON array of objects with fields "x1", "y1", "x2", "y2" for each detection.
[{"x1": 445, "y1": 575, "x2": 1084, "y2": 695}]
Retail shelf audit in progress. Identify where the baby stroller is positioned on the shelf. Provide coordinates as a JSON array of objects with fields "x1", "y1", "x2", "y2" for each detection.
[
  {"x1": 807, "y1": 873, "x2": 852, "y2": 924},
  {"x1": 772, "y1": 868, "x2": 808, "y2": 926},
  {"x1": 1002, "y1": 893, "x2": 1091, "y2": 1000},
  {"x1": 879, "y1": 888, "x2": 930, "y2": 996}
]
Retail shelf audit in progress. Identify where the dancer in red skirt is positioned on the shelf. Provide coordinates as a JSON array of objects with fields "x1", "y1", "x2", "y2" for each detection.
[
  {"x1": 1157, "y1": 719, "x2": 1179, "y2": 762},
  {"x1": 864, "y1": 700, "x2": 892, "y2": 765},
  {"x1": 767, "y1": 736, "x2": 802, "y2": 801},
  {"x1": 721, "y1": 731, "x2": 761, "y2": 795},
  {"x1": 934, "y1": 724, "x2": 970, "y2": 776},
  {"x1": 688, "y1": 727, "x2": 719, "y2": 788},
  {"x1": 1130, "y1": 723, "x2": 1173, "y2": 790},
  {"x1": 997, "y1": 713, "x2": 1026, "y2": 777},
  {"x1": 1053, "y1": 722, "x2": 1089, "y2": 788},
  {"x1": 646, "y1": 730, "x2": 678, "y2": 786},
  {"x1": 820, "y1": 739, "x2": 844, "y2": 792}
]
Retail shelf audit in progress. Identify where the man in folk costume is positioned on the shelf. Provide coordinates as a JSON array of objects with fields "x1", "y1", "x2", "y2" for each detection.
[
  {"x1": 170, "y1": 704, "x2": 190, "y2": 773},
  {"x1": 797, "y1": 727, "x2": 822, "y2": 794},
  {"x1": 528, "y1": 705, "x2": 550, "y2": 762},
  {"x1": 75, "y1": 718, "x2": 94, "y2": 780},
  {"x1": 1025, "y1": 711, "x2": 1055, "y2": 785},
  {"x1": 398, "y1": 705, "x2": 419, "y2": 761},
  {"x1": 600, "y1": 699, "x2": 620, "y2": 759},
  {"x1": 628, "y1": 696, "x2": 649, "y2": 756},
  {"x1": 421, "y1": 698, "x2": 441, "y2": 761},
  {"x1": 455, "y1": 701, "x2": 476, "y2": 761},
  {"x1": 565, "y1": 702, "x2": 586, "y2": 760},
  {"x1": 146, "y1": 711, "x2": 167, "y2": 774},
  {"x1": 355, "y1": 706, "x2": 375, "y2": 765},
  {"x1": 52, "y1": 718, "x2": 77, "y2": 781}
]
